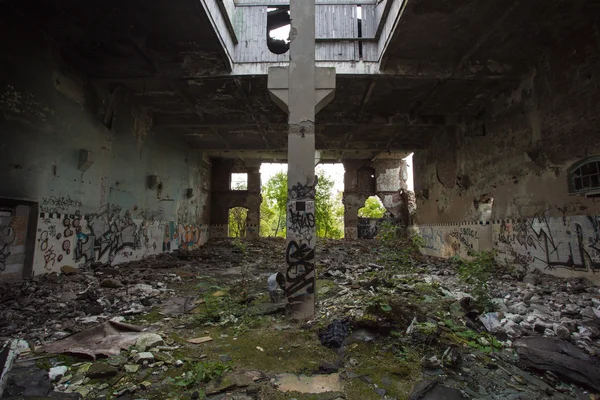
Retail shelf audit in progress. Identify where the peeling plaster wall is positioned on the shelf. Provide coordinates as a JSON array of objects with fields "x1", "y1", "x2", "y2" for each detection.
[
  {"x1": 412, "y1": 31, "x2": 600, "y2": 281},
  {"x1": 343, "y1": 158, "x2": 409, "y2": 238},
  {"x1": 0, "y1": 16, "x2": 209, "y2": 277},
  {"x1": 209, "y1": 158, "x2": 261, "y2": 238}
]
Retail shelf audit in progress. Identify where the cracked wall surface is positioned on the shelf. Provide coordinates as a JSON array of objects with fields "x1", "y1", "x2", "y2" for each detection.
[
  {"x1": 412, "y1": 31, "x2": 600, "y2": 282},
  {"x1": 0, "y1": 17, "x2": 209, "y2": 278}
]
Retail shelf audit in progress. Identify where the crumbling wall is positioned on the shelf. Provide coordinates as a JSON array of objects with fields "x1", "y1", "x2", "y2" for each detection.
[
  {"x1": 209, "y1": 159, "x2": 261, "y2": 238},
  {"x1": 343, "y1": 158, "x2": 409, "y2": 238},
  {"x1": 0, "y1": 15, "x2": 208, "y2": 277},
  {"x1": 412, "y1": 28, "x2": 600, "y2": 282}
]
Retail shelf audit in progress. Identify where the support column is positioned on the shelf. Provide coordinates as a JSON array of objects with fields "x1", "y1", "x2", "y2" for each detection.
[
  {"x1": 285, "y1": 0, "x2": 317, "y2": 321},
  {"x1": 246, "y1": 166, "x2": 261, "y2": 239},
  {"x1": 267, "y1": 0, "x2": 335, "y2": 320}
]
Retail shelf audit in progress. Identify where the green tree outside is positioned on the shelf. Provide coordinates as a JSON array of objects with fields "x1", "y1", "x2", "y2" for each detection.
[
  {"x1": 259, "y1": 170, "x2": 344, "y2": 238},
  {"x1": 358, "y1": 196, "x2": 386, "y2": 218}
]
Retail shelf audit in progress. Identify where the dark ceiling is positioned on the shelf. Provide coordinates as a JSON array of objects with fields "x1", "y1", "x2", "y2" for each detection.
[{"x1": 6, "y1": 0, "x2": 600, "y2": 156}]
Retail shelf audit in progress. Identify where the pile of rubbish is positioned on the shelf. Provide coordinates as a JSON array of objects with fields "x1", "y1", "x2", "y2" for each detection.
[{"x1": 0, "y1": 237, "x2": 599, "y2": 400}]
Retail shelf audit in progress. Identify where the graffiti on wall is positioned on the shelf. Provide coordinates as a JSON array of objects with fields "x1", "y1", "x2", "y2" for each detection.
[
  {"x1": 420, "y1": 226, "x2": 444, "y2": 251},
  {"x1": 285, "y1": 182, "x2": 316, "y2": 317},
  {"x1": 494, "y1": 214, "x2": 600, "y2": 274},
  {"x1": 40, "y1": 196, "x2": 82, "y2": 213},
  {"x1": 0, "y1": 223, "x2": 15, "y2": 272},
  {"x1": 33, "y1": 204, "x2": 207, "y2": 274},
  {"x1": 357, "y1": 218, "x2": 379, "y2": 239},
  {"x1": 415, "y1": 224, "x2": 483, "y2": 259}
]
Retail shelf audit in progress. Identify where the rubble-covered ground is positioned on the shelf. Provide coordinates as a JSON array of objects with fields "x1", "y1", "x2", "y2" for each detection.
[{"x1": 1, "y1": 238, "x2": 600, "y2": 400}]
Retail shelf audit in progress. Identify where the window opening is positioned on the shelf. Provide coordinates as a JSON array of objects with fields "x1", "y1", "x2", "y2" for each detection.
[
  {"x1": 267, "y1": 7, "x2": 290, "y2": 55},
  {"x1": 358, "y1": 196, "x2": 386, "y2": 218},
  {"x1": 231, "y1": 173, "x2": 248, "y2": 190},
  {"x1": 228, "y1": 207, "x2": 248, "y2": 238},
  {"x1": 357, "y1": 5, "x2": 363, "y2": 60},
  {"x1": 473, "y1": 194, "x2": 493, "y2": 222},
  {"x1": 569, "y1": 156, "x2": 600, "y2": 195}
]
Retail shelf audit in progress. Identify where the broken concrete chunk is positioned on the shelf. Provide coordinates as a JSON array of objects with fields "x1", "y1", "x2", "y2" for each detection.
[
  {"x1": 421, "y1": 355, "x2": 441, "y2": 370},
  {"x1": 206, "y1": 371, "x2": 254, "y2": 395},
  {"x1": 186, "y1": 336, "x2": 213, "y2": 344},
  {"x1": 124, "y1": 364, "x2": 140, "y2": 373},
  {"x1": 479, "y1": 312, "x2": 502, "y2": 333},
  {"x1": 135, "y1": 333, "x2": 164, "y2": 352},
  {"x1": 86, "y1": 362, "x2": 118, "y2": 379},
  {"x1": 133, "y1": 352, "x2": 154, "y2": 364},
  {"x1": 48, "y1": 366, "x2": 68, "y2": 382}
]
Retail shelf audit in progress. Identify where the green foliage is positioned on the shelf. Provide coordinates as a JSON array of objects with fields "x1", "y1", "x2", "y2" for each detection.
[
  {"x1": 259, "y1": 169, "x2": 344, "y2": 238},
  {"x1": 168, "y1": 360, "x2": 232, "y2": 389},
  {"x1": 377, "y1": 221, "x2": 402, "y2": 243},
  {"x1": 456, "y1": 250, "x2": 498, "y2": 312},
  {"x1": 314, "y1": 170, "x2": 344, "y2": 238},
  {"x1": 261, "y1": 171, "x2": 288, "y2": 237},
  {"x1": 228, "y1": 207, "x2": 247, "y2": 238},
  {"x1": 358, "y1": 196, "x2": 386, "y2": 218}
]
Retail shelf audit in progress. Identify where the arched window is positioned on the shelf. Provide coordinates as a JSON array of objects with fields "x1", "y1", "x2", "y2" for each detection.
[{"x1": 568, "y1": 157, "x2": 600, "y2": 195}]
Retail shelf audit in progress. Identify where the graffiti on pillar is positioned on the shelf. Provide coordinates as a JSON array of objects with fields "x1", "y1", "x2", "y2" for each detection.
[
  {"x1": 286, "y1": 181, "x2": 316, "y2": 316},
  {"x1": 494, "y1": 214, "x2": 600, "y2": 274},
  {"x1": 288, "y1": 203, "x2": 316, "y2": 236},
  {"x1": 289, "y1": 183, "x2": 315, "y2": 201},
  {"x1": 285, "y1": 239, "x2": 315, "y2": 303}
]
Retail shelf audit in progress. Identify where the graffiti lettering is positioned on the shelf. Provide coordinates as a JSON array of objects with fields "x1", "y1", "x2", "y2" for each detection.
[
  {"x1": 420, "y1": 226, "x2": 443, "y2": 251},
  {"x1": 43, "y1": 246, "x2": 57, "y2": 270},
  {"x1": 288, "y1": 208, "x2": 315, "y2": 235},
  {"x1": 40, "y1": 196, "x2": 82, "y2": 213},
  {"x1": 289, "y1": 182, "x2": 315, "y2": 201},
  {"x1": 448, "y1": 229, "x2": 475, "y2": 251},
  {"x1": 495, "y1": 213, "x2": 600, "y2": 273}
]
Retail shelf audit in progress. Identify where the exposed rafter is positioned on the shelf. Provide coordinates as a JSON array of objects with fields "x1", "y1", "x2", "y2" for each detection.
[
  {"x1": 233, "y1": 78, "x2": 271, "y2": 149},
  {"x1": 337, "y1": 78, "x2": 377, "y2": 161}
]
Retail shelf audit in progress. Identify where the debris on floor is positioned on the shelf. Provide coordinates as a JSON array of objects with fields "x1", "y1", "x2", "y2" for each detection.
[{"x1": 0, "y1": 237, "x2": 599, "y2": 399}]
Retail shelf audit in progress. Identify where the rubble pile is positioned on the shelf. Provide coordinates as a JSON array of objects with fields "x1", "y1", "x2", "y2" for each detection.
[{"x1": 0, "y1": 238, "x2": 598, "y2": 400}]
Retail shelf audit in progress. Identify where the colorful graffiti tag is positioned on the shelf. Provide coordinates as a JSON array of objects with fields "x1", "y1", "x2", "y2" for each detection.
[{"x1": 33, "y1": 205, "x2": 207, "y2": 274}]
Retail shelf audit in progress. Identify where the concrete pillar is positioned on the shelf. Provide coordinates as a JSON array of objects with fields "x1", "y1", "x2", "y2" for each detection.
[
  {"x1": 285, "y1": 0, "x2": 317, "y2": 321},
  {"x1": 246, "y1": 166, "x2": 261, "y2": 239},
  {"x1": 267, "y1": 0, "x2": 335, "y2": 320}
]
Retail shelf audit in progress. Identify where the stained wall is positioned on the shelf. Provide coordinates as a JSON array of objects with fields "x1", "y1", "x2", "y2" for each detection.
[
  {"x1": 412, "y1": 28, "x2": 600, "y2": 282},
  {"x1": 0, "y1": 15, "x2": 209, "y2": 278}
]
